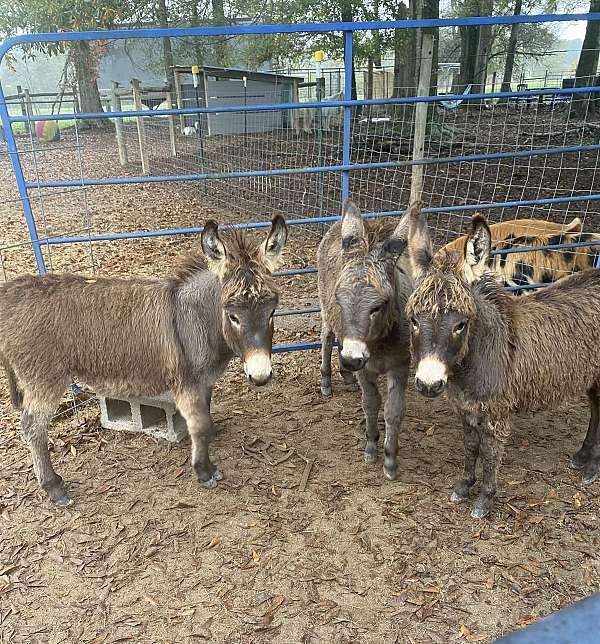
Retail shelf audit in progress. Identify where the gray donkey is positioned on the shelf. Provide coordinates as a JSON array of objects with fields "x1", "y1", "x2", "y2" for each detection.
[
  {"x1": 406, "y1": 206, "x2": 600, "y2": 518},
  {"x1": 0, "y1": 217, "x2": 287, "y2": 506},
  {"x1": 317, "y1": 199, "x2": 415, "y2": 480}
]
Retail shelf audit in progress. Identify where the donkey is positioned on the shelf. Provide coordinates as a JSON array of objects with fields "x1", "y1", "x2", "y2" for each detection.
[
  {"x1": 405, "y1": 206, "x2": 600, "y2": 518},
  {"x1": 0, "y1": 217, "x2": 287, "y2": 506},
  {"x1": 317, "y1": 199, "x2": 414, "y2": 479}
]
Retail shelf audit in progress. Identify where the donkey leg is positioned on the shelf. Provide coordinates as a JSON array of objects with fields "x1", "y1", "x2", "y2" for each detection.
[
  {"x1": 451, "y1": 413, "x2": 481, "y2": 503},
  {"x1": 176, "y1": 387, "x2": 221, "y2": 488},
  {"x1": 22, "y1": 403, "x2": 71, "y2": 506},
  {"x1": 581, "y1": 386, "x2": 600, "y2": 484},
  {"x1": 571, "y1": 386, "x2": 599, "y2": 473},
  {"x1": 471, "y1": 420, "x2": 509, "y2": 519},
  {"x1": 357, "y1": 368, "x2": 381, "y2": 464},
  {"x1": 320, "y1": 323, "x2": 334, "y2": 397},
  {"x1": 382, "y1": 368, "x2": 408, "y2": 481}
]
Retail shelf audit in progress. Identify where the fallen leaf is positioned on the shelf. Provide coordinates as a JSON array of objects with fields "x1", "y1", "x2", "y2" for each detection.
[
  {"x1": 515, "y1": 615, "x2": 537, "y2": 627},
  {"x1": 252, "y1": 550, "x2": 261, "y2": 562},
  {"x1": 459, "y1": 624, "x2": 473, "y2": 639},
  {"x1": 206, "y1": 536, "x2": 221, "y2": 550},
  {"x1": 70, "y1": 445, "x2": 77, "y2": 457},
  {"x1": 572, "y1": 493, "x2": 583, "y2": 510}
]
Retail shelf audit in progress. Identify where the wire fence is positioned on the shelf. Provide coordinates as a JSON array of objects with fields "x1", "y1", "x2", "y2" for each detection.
[{"x1": 1, "y1": 14, "x2": 600, "y2": 360}]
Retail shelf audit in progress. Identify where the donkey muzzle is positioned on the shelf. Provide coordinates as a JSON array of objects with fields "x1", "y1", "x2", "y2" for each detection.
[
  {"x1": 244, "y1": 352, "x2": 273, "y2": 387},
  {"x1": 414, "y1": 355, "x2": 448, "y2": 398},
  {"x1": 340, "y1": 338, "x2": 370, "y2": 372}
]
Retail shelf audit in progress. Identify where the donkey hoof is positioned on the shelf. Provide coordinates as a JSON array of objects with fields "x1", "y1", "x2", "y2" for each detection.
[
  {"x1": 211, "y1": 466, "x2": 224, "y2": 482},
  {"x1": 48, "y1": 487, "x2": 72, "y2": 507},
  {"x1": 470, "y1": 498, "x2": 491, "y2": 519},
  {"x1": 364, "y1": 450, "x2": 377, "y2": 464},
  {"x1": 200, "y1": 476, "x2": 219, "y2": 489},
  {"x1": 582, "y1": 466, "x2": 598, "y2": 485},
  {"x1": 384, "y1": 464, "x2": 398, "y2": 481},
  {"x1": 450, "y1": 491, "x2": 466, "y2": 504},
  {"x1": 321, "y1": 385, "x2": 332, "y2": 397},
  {"x1": 570, "y1": 452, "x2": 588, "y2": 470},
  {"x1": 55, "y1": 494, "x2": 73, "y2": 507},
  {"x1": 346, "y1": 382, "x2": 359, "y2": 392}
]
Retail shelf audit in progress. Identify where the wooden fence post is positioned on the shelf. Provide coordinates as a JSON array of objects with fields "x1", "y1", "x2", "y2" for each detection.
[
  {"x1": 166, "y1": 91, "x2": 177, "y2": 157},
  {"x1": 131, "y1": 78, "x2": 149, "y2": 175},
  {"x1": 111, "y1": 81, "x2": 128, "y2": 166},
  {"x1": 174, "y1": 71, "x2": 185, "y2": 133},
  {"x1": 410, "y1": 33, "x2": 434, "y2": 205},
  {"x1": 23, "y1": 88, "x2": 34, "y2": 138}
]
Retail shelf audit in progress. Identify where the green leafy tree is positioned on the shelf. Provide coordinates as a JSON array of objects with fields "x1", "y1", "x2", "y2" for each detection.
[{"x1": 0, "y1": 0, "x2": 138, "y2": 120}]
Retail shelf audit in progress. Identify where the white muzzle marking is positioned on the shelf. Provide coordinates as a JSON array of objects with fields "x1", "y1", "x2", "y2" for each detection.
[
  {"x1": 340, "y1": 338, "x2": 369, "y2": 361},
  {"x1": 415, "y1": 355, "x2": 448, "y2": 386},
  {"x1": 244, "y1": 352, "x2": 272, "y2": 382}
]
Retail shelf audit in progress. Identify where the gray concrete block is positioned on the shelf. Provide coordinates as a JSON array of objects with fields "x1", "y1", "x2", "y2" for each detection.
[{"x1": 99, "y1": 391, "x2": 187, "y2": 443}]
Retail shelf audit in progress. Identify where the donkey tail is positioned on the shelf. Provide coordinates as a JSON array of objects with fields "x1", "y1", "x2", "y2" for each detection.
[{"x1": 3, "y1": 361, "x2": 23, "y2": 410}]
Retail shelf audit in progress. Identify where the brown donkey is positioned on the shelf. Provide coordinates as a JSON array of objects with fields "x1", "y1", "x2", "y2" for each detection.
[
  {"x1": 406, "y1": 207, "x2": 600, "y2": 518},
  {"x1": 0, "y1": 217, "x2": 287, "y2": 505},
  {"x1": 317, "y1": 199, "x2": 414, "y2": 479}
]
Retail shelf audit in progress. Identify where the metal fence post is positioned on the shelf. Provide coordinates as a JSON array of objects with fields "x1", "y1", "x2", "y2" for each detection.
[
  {"x1": 342, "y1": 30, "x2": 353, "y2": 202},
  {"x1": 0, "y1": 82, "x2": 47, "y2": 273}
]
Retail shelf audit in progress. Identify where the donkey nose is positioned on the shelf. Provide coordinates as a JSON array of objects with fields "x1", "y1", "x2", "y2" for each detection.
[
  {"x1": 415, "y1": 377, "x2": 445, "y2": 398},
  {"x1": 340, "y1": 355, "x2": 367, "y2": 372},
  {"x1": 248, "y1": 370, "x2": 273, "y2": 387}
]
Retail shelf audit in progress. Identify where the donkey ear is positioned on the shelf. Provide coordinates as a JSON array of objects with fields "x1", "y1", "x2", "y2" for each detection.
[
  {"x1": 201, "y1": 220, "x2": 227, "y2": 277},
  {"x1": 261, "y1": 215, "x2": 288, "y2": 272},
  {"x1": 464, "y1": 215, "x2": 492, "y2": 282},
  {"x1": 407, "y1": 201, "x2": 432, "y2": 279},
  {"x1": 341, "y1": 198, "x2": 366, "y2": 252}
]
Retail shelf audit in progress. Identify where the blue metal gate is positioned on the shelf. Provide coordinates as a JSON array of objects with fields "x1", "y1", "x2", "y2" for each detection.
[{"x1": 1, "y1": 13, "x2": 600, "y2": 353}]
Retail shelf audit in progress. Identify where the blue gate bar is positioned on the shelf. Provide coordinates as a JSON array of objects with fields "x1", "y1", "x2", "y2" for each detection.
[
  {"x1": 0, "y1": 82, "x2": 47, "y2": 272},
  {"x1": 7, "y1": 85, "x2": 600, "y2": 124}
]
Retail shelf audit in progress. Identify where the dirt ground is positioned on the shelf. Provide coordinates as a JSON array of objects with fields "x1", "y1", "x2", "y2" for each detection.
[{"x1": 1, "y1": 109, "x2": 600, "y2": 644}]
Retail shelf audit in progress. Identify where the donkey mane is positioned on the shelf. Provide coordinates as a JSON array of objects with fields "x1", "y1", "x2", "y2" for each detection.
[
  {"x1": 407, "y1": 252, "x2": 477, "y2": 319},
  {"x1": 172, "y1": 228, "x2": 278, "y2": 304}
]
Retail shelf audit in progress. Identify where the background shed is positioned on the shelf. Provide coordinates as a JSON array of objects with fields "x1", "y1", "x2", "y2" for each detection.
[{"x1": 173, "y1": 66, "x2": 304, "y2": 135}]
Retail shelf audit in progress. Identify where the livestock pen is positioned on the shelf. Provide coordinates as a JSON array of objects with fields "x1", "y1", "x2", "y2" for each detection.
[{"x1": 1, "y1": 14, "x2": 600, "y2": 643}]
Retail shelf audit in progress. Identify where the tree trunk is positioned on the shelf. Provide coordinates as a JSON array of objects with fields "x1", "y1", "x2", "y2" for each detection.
[
  {"x1": 574, "y1": 0, "x2": 600, "y2": 116},
  {"x1": 474, "y1": 0, "x2": 493, "y2": 94},
  {"x1": 500, "y1": 0, "x2": 522, "y2": 93},
  {"x1": 212, "y1": 0, "x2": 229, "y2": 65},
  {"x1": 457, "y1": 26, "x2": 478, "y2": 91},
  {"x1": 423, "y1": 0, "x2": 439, "y2": 96},
  {"x1": 156, "y1": 0, "x2": 176, "y2": 91},
  {"x1": 190, "y1": 2, "x2": 204, "y2": 66},
  {"x1": 341, "y1": 2, "x2": 358, "y2": 104},
  {"x1": 71, "y1": 41, "x2": 106, "y2": 126}
]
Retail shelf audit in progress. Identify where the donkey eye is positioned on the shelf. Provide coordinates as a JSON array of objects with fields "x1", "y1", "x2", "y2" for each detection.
[
  {"x1": 370, "y1": 305, "x2": 382, "y2": 315},
  {"x1": 410, "y1": 316, "x2": 419, "y2": 331},
  {"x1": 453, "y1": 320, "x2": 467, "y2": 335},
  {"x1": 228, "y1": 313, "x2": 240, "y2": 325}
]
